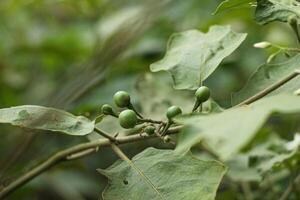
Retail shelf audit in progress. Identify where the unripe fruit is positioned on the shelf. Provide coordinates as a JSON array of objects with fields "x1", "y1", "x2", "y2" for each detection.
[
  {"x1": 163, "y1": 135, "x2": 171, "y2": 143},
  {"x1": 119, "y1": 110, "x2": 137, "y2": 129},
  {"x1": 101, "y1": 104, "x2": 114, "y2": 115},
  {"x1": 113, "y1": 91, "x2": 131, "y2": 108},
  {"x1": 195, "y1": 86, "x2": 210, "y2": 103},
  {"x1": 144, "y1": 126, "x2": 156, "y2": 135},
  {"x1": 166, "y1": 106, "x2": 182, "y2": 119}
]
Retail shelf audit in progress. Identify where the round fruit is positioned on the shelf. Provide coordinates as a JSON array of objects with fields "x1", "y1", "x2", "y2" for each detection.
[
  {"x1": 101, "y1": 104, "x2": 114, "y2": 115},
  {"x1": 163, "y1": 135, "x2": 171, "y2": 143},
  {"x1": 119, "y1": 110, "x2": 137, "y2": 129},
  {"x1": 144, "y1": 126, "x2": 156, "y2": 135},
  {"x1": 195, "y1": 86, "x2": 210, "y2": 103},
  {"x1": 113, "y1": 91, "x2": 131, "y2": 108},
  {"x1": 166, "y1": 106, "x2": 182, "y2": 119}
]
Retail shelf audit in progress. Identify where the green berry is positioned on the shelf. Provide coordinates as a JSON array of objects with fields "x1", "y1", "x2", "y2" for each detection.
[
  {"x1": 144, "y1": 126, "x2": 156, "y2": 135},
  {"x1": 101, "y1": 104, "x2": 114, "y2": 115},
  {"x1": 166, "y1": 106, "x2": 182, "y2": 119},
  {"x1": 119, "y1": 110, "x2": 137, "y2": 129},
  {"x1": 163, "y1": 135, "x2": 171, "y2": 143},
  {"x1": 195, "y1": 86, "x2": 210, "y2": 103},
  {"x1": 113, "y1": 91, "x2": 131, "y2": 108}
]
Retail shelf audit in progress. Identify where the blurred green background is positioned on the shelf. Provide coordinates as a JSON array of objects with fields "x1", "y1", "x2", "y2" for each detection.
[{"x1": 0, "y1": 0, "x2": 297, "y2": 199}]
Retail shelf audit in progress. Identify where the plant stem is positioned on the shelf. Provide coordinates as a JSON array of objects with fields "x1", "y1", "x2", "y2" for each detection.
[
  {"x1": 138, "y1": 118, "x2": 165, "y2": 125},
  {"x1": 128, "y1": 103, "x2": 144, "y2": 119},
  {"x1": 0, "y1": 127, "x2": 182, "y2": 199},
  {"x1": 161, "y1": 120, "x2": 172, "y2": 136},
  {"x1": 237, "y1": 70, "x2": 300, "y2": 106},
  {"x1": 192, "y1": 101, "x2": 200, "y2": 112},
  {"x1": 94, "y1": 127, "x2": 116, "y2": 142}
]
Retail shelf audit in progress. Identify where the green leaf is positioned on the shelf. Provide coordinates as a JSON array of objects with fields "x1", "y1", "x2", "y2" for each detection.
[
  {"x1": 0, "y1": 105, "x2": 94, "y2": 136},
  {"x1": 175, "y1": 94, "x2": 300, "y2": 160},
  {"x1": 250, "y1": 133, "x2": 300, "y2": 173},
  {"x1": 135, "y1": 73, "x2": 194, "y2": 119},
  {"x1": 255, "y1": 0, "x2": 300, "y2": 24},
  {"x1": 150, "y1": 25, "x2": 247, "y2": 90},
  {"x1": 226, "y1": 154, "x2": 261, "y2": 182},
  {"x1": 232, "y1": 54, "x2": 300, "y2": 105},
  {"x1": 99, "y1": 148, "x2": 226, "y2": 200},
  {"x1": 213, "y1": 0, "x2": 255, "y2": 15}
]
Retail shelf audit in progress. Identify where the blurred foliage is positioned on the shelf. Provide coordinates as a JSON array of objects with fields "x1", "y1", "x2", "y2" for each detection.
[{"x1": 0, "y1": 0, "x2": 299, "y2": 199}]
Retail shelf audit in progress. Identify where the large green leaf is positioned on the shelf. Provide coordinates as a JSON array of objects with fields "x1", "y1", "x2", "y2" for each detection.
[
  {"x1": 232, "y1": 54, "x2": 300, "y2": 105},
  {"x1": 0, "y1": 105, "x2": 94, "y2": 136},
  {"x1": 255, "y1": 0, "x2": 300, "y2": 24},
  {"x1": 150, "y1": 25, "x2": 247, "y2": 90},
  {"x1": 175, "y1": 94, "x2": 300, "y2": 160},
  {"x1": 226, "y1": 154, "x2": 261, "y2": 182},
  {"x1": 99, "y1": 147, "x2": 226, "y2": 200},
  {"x1": 249, "y1": 133, "x2": 300, "y2": 173},
  {"x1": 213, "y1": 0, "x2": 255, "y2": 15}
]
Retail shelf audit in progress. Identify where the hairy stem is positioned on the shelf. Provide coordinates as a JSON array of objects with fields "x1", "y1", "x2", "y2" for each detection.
[
  {"x1": 237, "y1": 70, "x2": 300, "y2": 106},
  {"x1": 0, "y1": 127, "x2": 181, "y2": 199}
]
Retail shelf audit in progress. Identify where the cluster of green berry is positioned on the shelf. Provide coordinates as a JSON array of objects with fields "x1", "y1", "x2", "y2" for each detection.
[
  {"x1": 101, "y1": 91, "x2": 138, "y2": 129},
  {"x1": 100, "y1": 86, "x2": 211, "y2": 139}
]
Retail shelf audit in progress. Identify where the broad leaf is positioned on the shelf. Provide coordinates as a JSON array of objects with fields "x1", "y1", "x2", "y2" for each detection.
[
  {"x1": 255, "y1": 0, "x2": 300, "y2": 24},
  {"x1": 214, "y1": 0, "x2": 255, "y2": 15},
  {"x1": 150, "y1": 25, "x2": 247, "y2": 90},
  {"x1": 232, "y1": 54, "x2": 300, "y2": 105},
  {"x1": 99, "y1": 148, "x2": 226, "y2": 200},
  {"x1": 226, "y1": 154, "x2": 261, "y2": 182},
  {"x1": 249, "y1": 133, "x2": 300, "y2": 173},
  {"x1": 135, "y1": 73, "x2": 194, "y2": 119},
  {"x1": 175, "y1": 94, "x2": 300, "y2": 160},
  {"x1": 0, "y1": 105, "x2": 94, "y2": 136}
]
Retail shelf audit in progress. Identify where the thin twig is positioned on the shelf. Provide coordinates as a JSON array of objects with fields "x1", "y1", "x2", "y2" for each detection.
[
  {"x1": 94, "y1": 127, "x2": 116, "y2": 142},
  {"x1": 161, "y1": 121, "x2": 172, "y2": 136},
  {"x1": 66, "y1": 148, "x2": 98, "y2": 160},
  {"x1": 138, "y1": 118, "x2": 165, "y2": 125},
  {"x1": 0, "y1": 127, "x2": 182, "y2": 199},
  {"x1": 237, "y1": 70, "x2": 300, "y2": 106},
  {"x1": 110, "y1": 143, "x2": 165, "y2": 200},
  {"x1": 192, "y1": 101, "x2": 200, "y2": 112},
  {"x1": 285, "y1": 48, "x2": 300, "y2": 52},
  {"x1": 128, "y1": 103, "x2": 144, "y2": 119}
]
